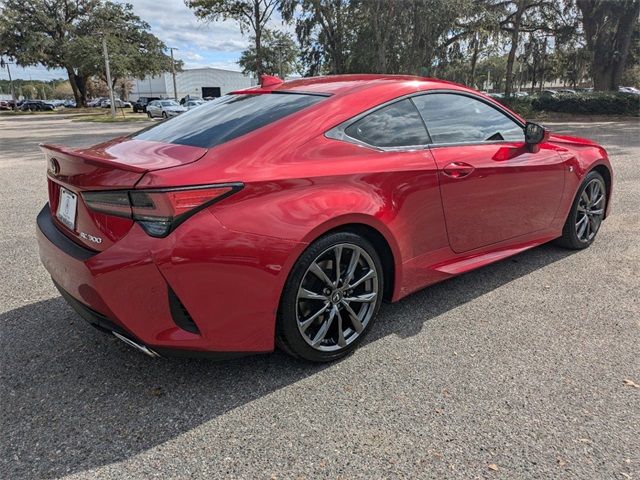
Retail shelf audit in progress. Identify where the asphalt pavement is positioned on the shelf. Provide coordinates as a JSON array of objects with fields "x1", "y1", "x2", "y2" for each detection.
[{"x1": 0, "y1": 114, "x2": 638, "y2": 479}]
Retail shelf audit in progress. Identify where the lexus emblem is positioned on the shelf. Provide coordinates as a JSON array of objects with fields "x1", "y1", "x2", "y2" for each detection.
[{"x1": 48, "y1": 157, "x2": 60, "y2": 175}]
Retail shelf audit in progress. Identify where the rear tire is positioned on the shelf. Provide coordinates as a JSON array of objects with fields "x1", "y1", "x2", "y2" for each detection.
[
  {"x1": 147, "y1": 112, "x2": 152, "y2": 118},
  {"x1": 555, "y1": 171, "x2": 606, "y2": 250},
  {"x1": 162, "y1": 112, "x2": 167, "y2": 119},
  {"x1": 277, "y1": 232, "x2": 384, "y2": 362}
]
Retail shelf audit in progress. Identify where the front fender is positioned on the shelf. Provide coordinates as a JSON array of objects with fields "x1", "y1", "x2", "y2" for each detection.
[{"x1": 555, "y1": 143, "x2": 613, "y2": 219}]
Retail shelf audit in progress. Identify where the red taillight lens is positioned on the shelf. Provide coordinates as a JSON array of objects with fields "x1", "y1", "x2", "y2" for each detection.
[{"x1": 82, "y1": 184, "x2": 241, "y2": 237}]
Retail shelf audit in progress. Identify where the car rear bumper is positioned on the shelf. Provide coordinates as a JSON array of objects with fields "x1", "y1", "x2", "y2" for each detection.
[{"x1": 37, "y1": 204, "x2": 300, "y2": 357}]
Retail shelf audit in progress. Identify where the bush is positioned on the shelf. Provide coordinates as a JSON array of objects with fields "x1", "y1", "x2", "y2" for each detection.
[
  {"x1": 499, "y1": 97, "x2": 536, "y2": 117},
  {"x1": 498, "y1": 92, "x2": 640, "y2": 117}
]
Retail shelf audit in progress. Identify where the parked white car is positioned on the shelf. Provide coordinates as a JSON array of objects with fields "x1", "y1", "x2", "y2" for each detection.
[
  {"x1": 619, "y1": 86, "x2": 640, "y2": 95},
  {"x1": 101, "y1": 98, "x2": 132, "y2": 108},
  {"x1": 184, "y1": 100, "x2": 206, "y2": 110},
  {"x1": 146, "y1": 100, "x2": 187, "y2": 118},
  {"x1": 88, "y1": 97, "x2": 107, "y2": 107}
]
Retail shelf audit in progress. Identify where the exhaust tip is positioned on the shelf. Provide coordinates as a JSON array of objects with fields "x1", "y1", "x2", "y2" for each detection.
[{"x1": 112, "y1": 331, "x2": 160, "y2": 358}]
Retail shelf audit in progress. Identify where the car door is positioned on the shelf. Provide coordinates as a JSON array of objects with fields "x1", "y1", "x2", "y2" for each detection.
[
  {"x1": 412, "y1": 92, "x2": 565, "y2": 254},
  {"x1": 147, "y1": 101, "x2": 159, "y2": 117}
]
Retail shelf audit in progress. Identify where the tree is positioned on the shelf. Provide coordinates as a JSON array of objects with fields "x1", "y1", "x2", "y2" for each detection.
[
  {"x1": 577, "y1": 0, "x2": 640, "y2": 91},
  {"x1": 239, "y1": 29, "x2": 298, "y2": 77},
  {"x1": 67, "y1": 2, "x2": 176, "y2": 92},
  {"x1": 281, "y1": 0, "x2": 354, "y2": 75},
  {"x1": 484, "y1": 0, "x2": 558, "y2": 97},
  {"x1": 0, "y1": 0, "x2": 99, "y2": 106},
  {"x1": 282, "y1": 0, "x2": 476, "y2": 77},
  {"x1": 0, "y1": 0, "x2": 175, "y2": 106},
  {"x1": 186, "y1": 0, "x2": 279, "y2": 76},
  {"x1": 54, "y1": 80, "x2": 74, "y2": 99}
]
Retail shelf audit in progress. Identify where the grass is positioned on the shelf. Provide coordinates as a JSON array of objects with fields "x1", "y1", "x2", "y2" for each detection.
[
  {"x1": 0, "y1": 107, "x2": 142, "y2": 116},
  {"x1": 0, "y1": 107, "x2": 107, "y2": 116},
  {"x1": 71, "y1": 114, "x2": 151, "y2": 123},
  {"x1": 0, "y1": 109, "x2": 60, "y2": 116}
]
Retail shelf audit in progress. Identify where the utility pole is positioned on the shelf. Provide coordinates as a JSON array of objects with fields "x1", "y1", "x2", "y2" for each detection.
[
  {"x1": 0, "y1": 57, "x2": 16, "y2": 110},
  {"x1": 169, "y1": 47, "x2": 179, "y2": 102},
  {"x1": 102, "y1": 36, "x2": 117, "y2": 119}
]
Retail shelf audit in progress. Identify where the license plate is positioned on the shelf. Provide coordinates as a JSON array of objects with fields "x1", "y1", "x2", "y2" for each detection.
[{"x1": 57, "y1": 187, "x2": 77, "y2": 230}]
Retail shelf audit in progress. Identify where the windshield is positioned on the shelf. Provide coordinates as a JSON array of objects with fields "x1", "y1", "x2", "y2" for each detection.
[
  {"x1": 161, "y1": 101, "x2": 179, "y2": 107},
  {"x1": 133, "y1": 93, "x2": 325, "y2": 148}
]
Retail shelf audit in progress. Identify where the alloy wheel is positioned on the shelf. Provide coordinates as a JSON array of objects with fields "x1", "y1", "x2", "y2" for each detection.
[
  {"x1": 296, "y1": 243, "x2": 379, "y2": 352},
  {"x1": 576, "y1": 177, "x2": 605, "y2": 242}
]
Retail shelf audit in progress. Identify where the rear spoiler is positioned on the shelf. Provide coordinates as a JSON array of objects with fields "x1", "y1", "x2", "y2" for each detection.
[{"x1": 40, "y1": 142, "x2": 147, "y2": 173}]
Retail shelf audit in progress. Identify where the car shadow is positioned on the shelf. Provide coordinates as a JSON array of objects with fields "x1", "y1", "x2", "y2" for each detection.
[{"x1": 0, "y1": 243, "x2": 576, "y2": 478}]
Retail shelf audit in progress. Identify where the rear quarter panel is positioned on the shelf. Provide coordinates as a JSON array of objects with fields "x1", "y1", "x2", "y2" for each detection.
[{"x1": 210, "y1": 136, "x2": 450, "y2": 301}]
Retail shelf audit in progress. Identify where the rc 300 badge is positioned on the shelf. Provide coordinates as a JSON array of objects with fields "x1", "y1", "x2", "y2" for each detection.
[{"x1": 79, "y1": 232, "x2": 102, "y2": 244}]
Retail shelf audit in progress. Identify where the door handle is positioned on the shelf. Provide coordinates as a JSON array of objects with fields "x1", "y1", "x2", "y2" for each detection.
[{"x1": 442, "y1": 162, "x2": 475, "y2": 179}]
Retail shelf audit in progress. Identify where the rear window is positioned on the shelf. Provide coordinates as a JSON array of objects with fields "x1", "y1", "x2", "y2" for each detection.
[{"x1": 133, "y1": 93, "x2": 325, "y2": 148}]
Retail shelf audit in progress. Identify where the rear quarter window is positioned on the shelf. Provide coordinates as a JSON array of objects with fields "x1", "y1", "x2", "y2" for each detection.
[
  {"x1": 133, "y1": 93, "x2": 324, "y2": 148},
  {"x1": 343, "y1": 98, "x2": 430, "y2": 148}
]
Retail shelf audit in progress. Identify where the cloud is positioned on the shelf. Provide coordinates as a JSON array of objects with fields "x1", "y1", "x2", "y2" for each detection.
[
  {"x1": 120, "y1": 0, "x2": 249, "y2": 52},
  {"x1": 182, "y1": 51, "x2": 205, "y2": 62},
  {"x1": 6, "y1": 0, "x2": 291, "y2": 80},
  {"x1": 0, "y1": 65, "x2": 67, "y2": 82}
]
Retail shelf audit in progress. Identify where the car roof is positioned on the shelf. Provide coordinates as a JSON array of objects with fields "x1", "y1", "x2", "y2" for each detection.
[{"x1": 238, "y1": 74, "x2": 468, "y2": 96}]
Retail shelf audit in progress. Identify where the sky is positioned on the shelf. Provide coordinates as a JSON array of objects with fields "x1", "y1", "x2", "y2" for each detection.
[{"x1": 0, "y1": 0, "x2": 288, "y2": 82}]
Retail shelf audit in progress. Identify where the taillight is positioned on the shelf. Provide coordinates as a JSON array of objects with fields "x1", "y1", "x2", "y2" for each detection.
[{"x1": 82, "y1": 183, "x2": 242, "y2": 237}]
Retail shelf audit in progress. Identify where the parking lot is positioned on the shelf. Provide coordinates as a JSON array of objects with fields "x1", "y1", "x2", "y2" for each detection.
[{"x1": 0, "y1": 114, "x2": 638, "y2": 479}]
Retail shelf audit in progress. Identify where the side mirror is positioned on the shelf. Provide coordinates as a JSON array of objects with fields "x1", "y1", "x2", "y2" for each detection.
[{"x1": 524, "y1": 122, "x2": 549, "y2": 153}]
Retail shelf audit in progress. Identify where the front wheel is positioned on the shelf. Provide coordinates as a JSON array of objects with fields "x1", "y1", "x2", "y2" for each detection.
[
  {"x1": 277, "y1": 232, "x2": 384, "y2": 362},
  {"x1": 555, "y1": 171, "x2": 607, "y2": 250}
]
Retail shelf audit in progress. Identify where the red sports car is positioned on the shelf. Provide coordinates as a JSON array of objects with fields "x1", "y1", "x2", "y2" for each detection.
[{"x1": 37, "y1": 75, "x2": 612, "y2": 362}]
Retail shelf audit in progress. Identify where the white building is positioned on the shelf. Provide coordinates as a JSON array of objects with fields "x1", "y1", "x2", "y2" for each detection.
[{"x1": 130, "y1": 67, "x2": 255, "y2": 101}]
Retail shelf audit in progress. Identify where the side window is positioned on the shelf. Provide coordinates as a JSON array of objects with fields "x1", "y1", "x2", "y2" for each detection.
[
  {"x1": 412, "y1": 93, "x2": 524, "y2": 144},
  {"x1": 344, "y1": 98, "x2": 430, "y2": 148}
]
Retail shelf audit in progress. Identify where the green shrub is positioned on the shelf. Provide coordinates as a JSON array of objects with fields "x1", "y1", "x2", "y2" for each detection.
[
  {"x1": 498, "y1": 97, "x2": 536, "y2": 117},
  {"x1": 499, "y1": 92, "x2": 640, "y2": 116}
]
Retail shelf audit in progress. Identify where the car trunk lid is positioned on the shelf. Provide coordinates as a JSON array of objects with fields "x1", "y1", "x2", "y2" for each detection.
[{"x1": 41, "y1": 138, "x2": 208, "y2": 252}]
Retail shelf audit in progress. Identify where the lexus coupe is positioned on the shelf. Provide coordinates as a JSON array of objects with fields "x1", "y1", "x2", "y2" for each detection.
[{"x1": 37, "y1": 75, "x2": 612, "y2": 362}]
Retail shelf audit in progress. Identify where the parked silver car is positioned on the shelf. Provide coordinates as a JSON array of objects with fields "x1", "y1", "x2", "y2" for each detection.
[
  {"x1": 184, "y1": 100, "x2": 206, "y2": 110},
  {"x1": 101, "y1": 98, "x2": 132, "y2": 108},
  {"x1": 146, "y1": 100, "x2": 187, "y2": 118},
  {"x1": 619, "y1": 86, "x2": 640, "y2": 95}
]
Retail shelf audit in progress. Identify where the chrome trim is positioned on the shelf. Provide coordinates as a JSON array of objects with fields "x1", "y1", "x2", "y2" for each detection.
[
  {"x1": 324, "y1": 89, "x2": 526, "y2": 152},
  {"x1": 427, "y1": 139, "x2": 523, "y2": 149},
  {"x1": 112, "y1": 331, "x2": 160, "y2": 358}
]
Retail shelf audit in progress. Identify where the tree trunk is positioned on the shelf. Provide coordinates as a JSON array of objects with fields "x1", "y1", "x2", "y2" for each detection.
[
  {"x1": 469, "y1": 34, "x2": 482, "y2": 88},
  {"x1": 254, "y1": 0, "x2": 263, "y2": 76},
  {"x1": 334, "y1": 1, "x2": 345, "y2": 73},
  {"x1": 372, "y1": 0, "x2": 393, "y2": 73},
  {"x1": 66, "y1": 66, "x2": 87, "y2": 107},
  {"x1": 610, "y1": 1, "x2": 639, "y2": 89},
  {"x1": 538, "y1": 37, "x2": 547, "y2": 93},
  {"x1": 577, "y1": 0, "x2": 640, "y2": 91},
  {"x1": 504, "y1": 0, "x2": 526, "y2": 98}
]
